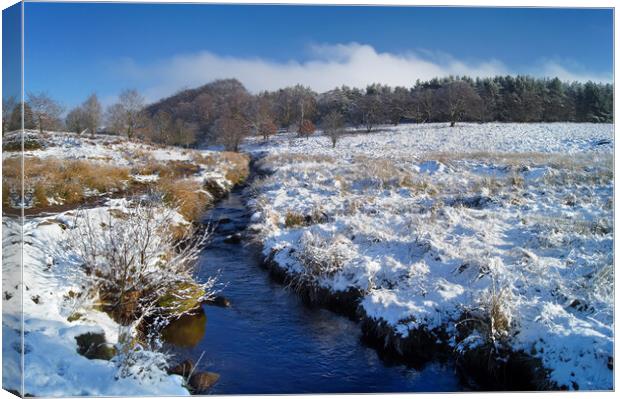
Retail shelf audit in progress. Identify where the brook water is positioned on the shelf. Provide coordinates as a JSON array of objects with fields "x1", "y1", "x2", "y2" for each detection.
[{"x1": 164, "y1": 185, "x2": 462, "y2": 394}]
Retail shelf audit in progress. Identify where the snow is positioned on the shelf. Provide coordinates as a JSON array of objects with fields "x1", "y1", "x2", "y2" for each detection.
[
  {"x1": 15, "y1": 130, "x2": 200, "y2": 167},
  {"x1": 2, "y1": 210, "x2": 189, "y2": 396},
  {"x1": 2, "y1": 131, "x2": 244, "y2": 396},
  {"x1": 244, "y1": 122, "x2": 614, "y2": 390}
]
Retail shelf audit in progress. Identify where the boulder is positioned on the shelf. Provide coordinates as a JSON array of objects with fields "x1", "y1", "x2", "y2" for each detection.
[
  {"x1": 223, "y1": 233, "x2": 242, "y2": 244},
  {"x1": 168, "y1": 359, "x2": 195, "y2": 378},
  {"x1": 75, "y1": 332, "x2": 116, "y2": 360},
  {"x1": 204, "y1": 295, "x2": 231, "y2": 308},
  {"x1": 188, "y1": 371, "x2": 220, "y2": 392}
]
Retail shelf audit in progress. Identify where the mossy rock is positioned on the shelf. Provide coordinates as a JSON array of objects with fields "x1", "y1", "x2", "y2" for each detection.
[
  {"x1": 67, "y1": 312, "x2": 83, "y2": 322},
  {"x1": 75, "y1": 332, "x2": 116, "y2": 360},
  {"x1": 157, "y1": 282, "x2": 205, "y2": 317}
]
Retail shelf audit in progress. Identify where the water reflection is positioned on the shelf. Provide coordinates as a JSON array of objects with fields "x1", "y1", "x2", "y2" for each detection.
[{"x1": 162, "y1": 309, "x2": 207, "y2": 348}]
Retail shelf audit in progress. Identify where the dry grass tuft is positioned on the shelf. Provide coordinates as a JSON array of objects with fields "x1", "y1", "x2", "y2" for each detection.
[
  {"x1": 285, "y1": 211, "x2": 306, "y2": 228},
  {"x1": 158, "y1": 178, "x2": 211, "y2": 222},
  {"x1": 133, "y1": 160, "x2": 201, "y2": 179},
  {"x1": 2, "y1": 157, "x2": 130, "y2": 208}
]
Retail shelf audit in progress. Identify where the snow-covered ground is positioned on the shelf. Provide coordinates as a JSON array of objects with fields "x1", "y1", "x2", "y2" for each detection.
[
  {"x1": 244, "y1": 123, "x2": 614, "y2": 390},
  {"x1": 2, "y1": 131, "x2": 247, "y2": 395},
  {"x1": 17, "y1": 130, "x2": 196, "y2": 166},
  {"x1": 2, "y1": 204, "x2": 189, "y2": 396}
]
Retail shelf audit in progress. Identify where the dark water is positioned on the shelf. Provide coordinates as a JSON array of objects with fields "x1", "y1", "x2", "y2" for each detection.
[{"x1": 164, "y1": 188, "x2": 462, "y2": 394}]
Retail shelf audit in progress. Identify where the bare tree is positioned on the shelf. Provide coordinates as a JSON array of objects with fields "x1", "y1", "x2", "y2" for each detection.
[
  {"x1": 359, "y1": 93, "x2": 381, "y2": 132},
  {"x1": 249, "y1": 94, "x2": 277, "y2": 141},
  {"x1": 27, "y1": 91, "x2": 64, "y2": 133},
  {"x1": 106, "y1": 89, "x2": 145, "y2": 139},
  {"x1": 2, "y1": 95, "x2": 17, "y2": 135},
  {"x1": 436, "y1": 81, "x2": 481, "y2": 127},
  {"x1": 212, "y1": 111, "x2": 249, "y2": 152},
  {"x1": 298, "y1": 119, "x2": 316, "y2": 139},
  {"x1": 293, "y1": 86, "x2": 316, "y2": 135},
  {"x1": 413, "y1": 89, "x2": 435, "y2": 123},
  {"x1": 83, "y1": 93, "x2": 102, "y2": 137},
  {"x1": 145, "y1": 110, "x2": 173, "y2": 144},
  {"x1": 65, "y1": 106, "x2": 88, "y2": 134},
  {"x1": 322, "y1": 110, "x2": 345, "y2": 148},
  {"x1": 7, "y1": 102, "x2": 36, "y2": 131},
  {"x1": 273, "y1": 87, "x2": 295, "y2": 129},
  {"x1": 387, "y1": 87, "x2": 410, "y2": 125},
  {"x1": 173, "y1": 119, "x2": 198, "y2": 148},
  {"x1": 210, "y1": 85, "x2": 252, "y2": 151}
]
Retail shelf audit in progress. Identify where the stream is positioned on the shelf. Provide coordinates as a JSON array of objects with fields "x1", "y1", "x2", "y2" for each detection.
[{"x1": 163, "y1": 184, "x2": 463, "y2": 394}]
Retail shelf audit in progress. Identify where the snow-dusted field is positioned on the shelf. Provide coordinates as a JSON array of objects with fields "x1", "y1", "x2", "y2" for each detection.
[
  {"x1": 245, "y1": 123, "x2": 614, "y2": 390},
  {"x1": 2, "y1": 132, "x2": 246, "y2": 395},
  {"x1": 7, "y1": 130, "x2": 234, "y2": 193}
]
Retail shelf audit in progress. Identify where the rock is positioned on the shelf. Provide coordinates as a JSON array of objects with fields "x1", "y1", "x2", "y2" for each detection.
[
  {"x1": 188, "y1": 371, "x2": 220, "y2": 392},
  {"x1": 203, "y1": 179, "x2": 226, "y2": 199},
  {"x1": 595, "y1": 138, "x2": 612, "y2": 146},
  {"x1": 223, "y1": 233, "x2": 242, "y2": 244},
  {"x1": 168, "y1": 359, "x2": 195, "y2": 377},
  {"x1": 75, "y1": 332, "x2": 116, "y2": 360},
  {"x1": 217, "y1": 217, "x2": 231, "y2": 224},
  {"x1": 204, "y1": 295, "x2": 231, "y2": 308},
  {"x1": 157, "y1": 282, "x2": 205, "y2": 317}
]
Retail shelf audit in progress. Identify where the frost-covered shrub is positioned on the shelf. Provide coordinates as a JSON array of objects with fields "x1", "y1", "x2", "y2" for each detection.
[
  {"x1": 67, "y1": 201, "x2": 216, "y2": 325},
  {"x1": 290, "y1": 231, "x2": 354, "y2": 296},
  {"x1": 457, "y1": 283, "x2": 513, "y2": 355},
  {"x1": 114, "y1": 329, "x2": 171, "y2": 382}
]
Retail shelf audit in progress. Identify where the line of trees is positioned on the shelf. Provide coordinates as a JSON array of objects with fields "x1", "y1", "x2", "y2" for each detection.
[
  {"x1": 142, "y1": 75, "x2": 613, "y2": 149},
  {"x1": 2, "y1": 75, "x2": 613, "y2": 151}
]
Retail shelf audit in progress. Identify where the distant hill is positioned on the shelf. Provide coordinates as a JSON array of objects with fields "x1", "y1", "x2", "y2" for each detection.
[{"x1": 145, "y1": 78, "x2": 250, "y2": 143}]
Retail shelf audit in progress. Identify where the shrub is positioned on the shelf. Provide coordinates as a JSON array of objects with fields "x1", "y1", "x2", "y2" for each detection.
[
  {"x1": 298, "y1": 119, "x2": 316, "y2": 138},
  {"x1": 285, "y1": 211, "x2": 305, "y2": 228},
  {"x1": 66, "y1": 201, "x2": 216, "y2": 327},
  {"x1": 286, "y1": 230, "x2": 353, "y2": 302},
  {"x1": 456, "y1": 282, "x2": 513, "y2": 355}
]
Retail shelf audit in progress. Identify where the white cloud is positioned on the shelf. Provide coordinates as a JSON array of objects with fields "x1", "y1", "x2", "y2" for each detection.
[
  {"x1": 112, "y1": 43, "x2": 611, "y2": 102},
  {"x1": 538, "y1": 61, "x2": 612, "y2": 84}
]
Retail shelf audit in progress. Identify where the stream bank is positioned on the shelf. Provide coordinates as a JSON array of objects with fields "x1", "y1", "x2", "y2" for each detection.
[{"x1": 164, "y1": 177, "x2": 463, "y2": 394}]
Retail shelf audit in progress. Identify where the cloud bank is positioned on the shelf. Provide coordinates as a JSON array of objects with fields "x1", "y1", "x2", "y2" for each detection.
[{"x1": 113, "y1": 43, "x2": 611, "y2": 102}]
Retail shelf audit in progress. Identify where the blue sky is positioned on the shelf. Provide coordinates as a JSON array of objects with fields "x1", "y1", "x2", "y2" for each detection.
[{"x1": 15, "y1": 2, "x2": 615, "y2": 108}]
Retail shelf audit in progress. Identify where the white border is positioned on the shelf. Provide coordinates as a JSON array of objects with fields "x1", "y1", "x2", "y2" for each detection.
[{"x1": 0, "y1": 2, "x2": 616, "y2": 399}]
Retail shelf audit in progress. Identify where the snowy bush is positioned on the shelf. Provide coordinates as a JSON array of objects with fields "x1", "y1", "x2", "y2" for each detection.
[
  {"x1": 288, "y1": 230, "x2": 355, "y2": 297},
  {"x1": 114, "y1": 328, "x2": 172, "y2": 382},
  {"x1": 66, "y1": 200, "x2": 216, "y2": 326}
]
